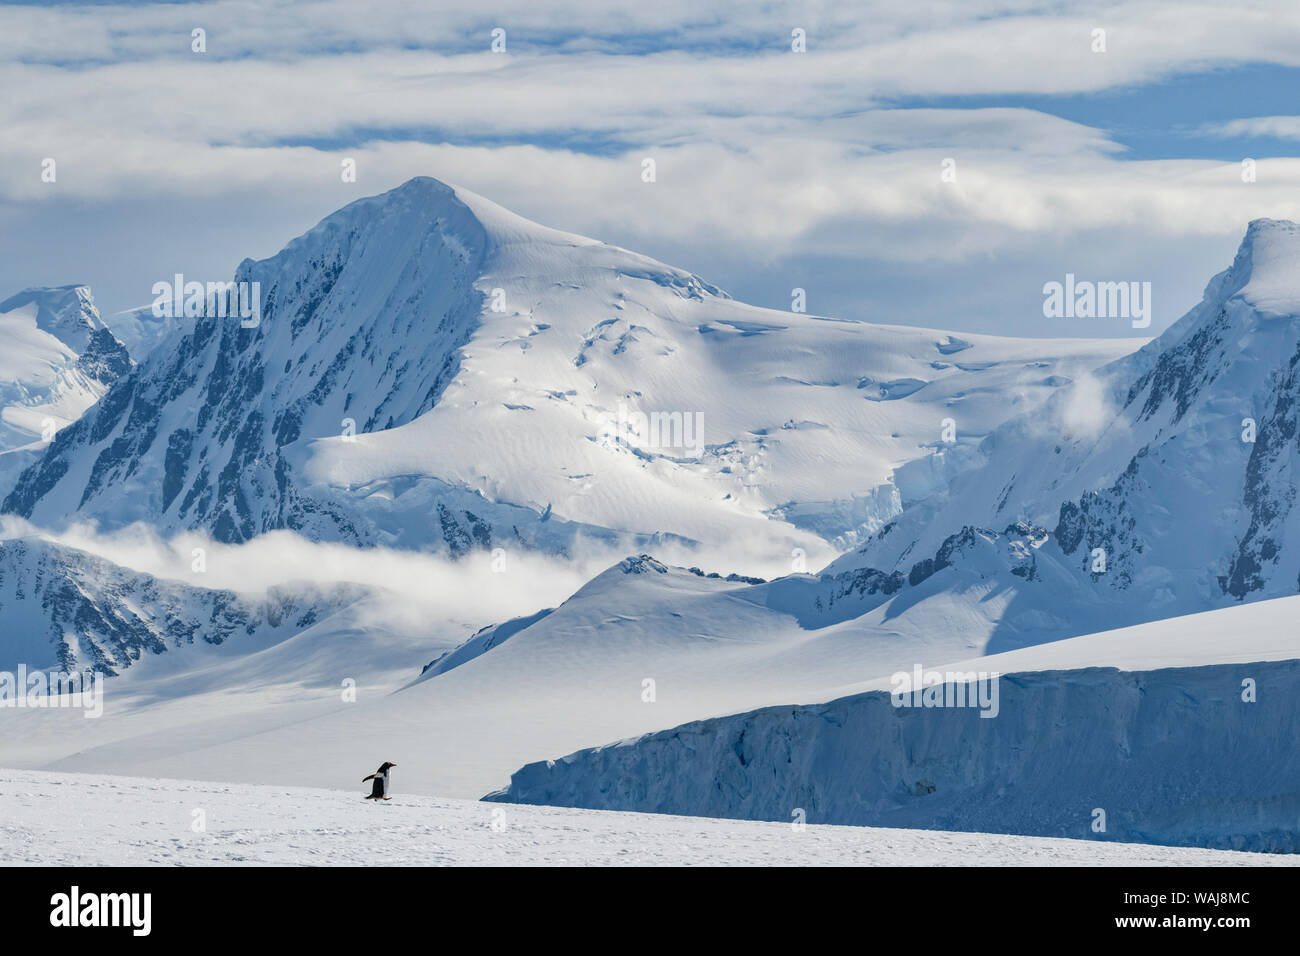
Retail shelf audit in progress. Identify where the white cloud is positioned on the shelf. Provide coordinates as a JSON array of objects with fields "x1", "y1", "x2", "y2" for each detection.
[
  {"x1": 8, "y1": 123, "x2": 1300, "y2": 258},
  {"x1": 1204, "y1": 116, "x2": 1300, "y2": 140},
  {"x1": 4, "y1": 1, "x2": 1300, "y2": 254},
  {"x1": 1058, "y1": 370, "x2": 1120, "y2": 442},
  {"x1": 0, "y1": 516, "x2": 607, "y2": 626},
  {"x1": 3, "y1": 0, "x2": 1299, "y2": 335}
]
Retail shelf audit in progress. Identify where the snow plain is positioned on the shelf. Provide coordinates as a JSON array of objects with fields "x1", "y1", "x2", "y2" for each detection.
[{"x1": 1, "y1": 769, "x2": 1290, "y2": 867}]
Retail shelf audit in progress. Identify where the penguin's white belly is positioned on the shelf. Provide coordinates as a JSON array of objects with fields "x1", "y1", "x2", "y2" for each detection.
[{"x1": 382, "y1": 773, "x2": 390, "y2": 797}]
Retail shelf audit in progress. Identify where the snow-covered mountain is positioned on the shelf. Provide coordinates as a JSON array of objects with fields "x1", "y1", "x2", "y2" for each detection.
[
  {"x1": 1, "y1": 178, "x2": 1135, "y2": 568},
  {"x1": 7, "y1": 547, "x2": 1294, "y2": 838},
  {"x1": 0, "y1": 552, "x2": 875, "y2": 794},
  {"x1": 741, "y1": 219, "x2": 1300, "y2": 648},
  {"x1": 0, "y1": 285, "x2": 130, "y2": 459}
]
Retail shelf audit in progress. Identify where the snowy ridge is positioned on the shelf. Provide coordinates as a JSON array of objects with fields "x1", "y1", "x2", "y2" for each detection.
[
  {"x1": 0, "y1": 284, "x2": 109, "y2": 354},
  {"x1": 0, "y1": 550, "x2": 1000, "y2": 797}
]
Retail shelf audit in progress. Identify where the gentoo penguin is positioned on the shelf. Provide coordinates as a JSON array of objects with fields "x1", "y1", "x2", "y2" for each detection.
[{"x1": 362, "y1": 762, "x2": 396, "y2": 801}]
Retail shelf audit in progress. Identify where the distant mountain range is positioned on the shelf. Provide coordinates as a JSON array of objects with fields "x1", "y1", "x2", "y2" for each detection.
[{"x1": 2, "y1": 179, "x2": 1296, "y2": 852}]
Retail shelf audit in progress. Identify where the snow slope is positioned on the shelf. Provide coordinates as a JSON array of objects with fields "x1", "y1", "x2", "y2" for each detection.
[
  {"x1": 0, "y1": 555, "x2": 901, "y2": 795},
  {"x1": 2, "y1": 178, "x2": 1136, "y2": 570},
  {"x1": 0, "y1": 769, "x2": 1287, "y2": 866},
  {"x1": 3, "y1": 190, "x2": 1296, "y2": 857}
]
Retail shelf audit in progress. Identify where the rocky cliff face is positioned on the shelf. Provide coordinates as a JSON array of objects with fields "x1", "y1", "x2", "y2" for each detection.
[
  {"x1": 0, "y1": 537, "x2": 363, "y2": 675},
  {"x1": 4, "y1": 180, "x2": 488, "y2": 544}
]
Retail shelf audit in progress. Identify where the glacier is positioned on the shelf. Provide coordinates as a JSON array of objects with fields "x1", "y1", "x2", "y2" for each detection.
[{"x1": 487, "y1": 599, "x2": 1300, "y2": 852}]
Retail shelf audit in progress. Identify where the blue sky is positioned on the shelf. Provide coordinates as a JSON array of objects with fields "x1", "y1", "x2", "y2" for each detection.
[
  {"x1": 4, "y1": 0, "x2": 1300, "y2": 339},
  {"x1": 906, "y1": 63, "x2": 1300, "y2": 161}
]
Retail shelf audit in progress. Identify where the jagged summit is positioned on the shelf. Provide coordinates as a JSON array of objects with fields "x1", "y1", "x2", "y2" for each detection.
[{"x1": 1113, "y1": 217, "x2": 1300, "y2": 373}]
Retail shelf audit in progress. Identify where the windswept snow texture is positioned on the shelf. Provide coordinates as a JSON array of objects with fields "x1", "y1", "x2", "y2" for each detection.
[
  {"x1": 0, "y1": 770, "x2": 1288, "y2": 867},
  {"x1": 490, "y1": 656, "x2": 1300, "y2": 853},
  {"x1": 2, "y1": 177, "x2": 1135, "y2": 563}
]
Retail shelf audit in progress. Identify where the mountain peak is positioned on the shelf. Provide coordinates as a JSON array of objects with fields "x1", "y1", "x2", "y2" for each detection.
[
  {"x1": 1204, "y1": 218, "x2": 1300, "y2": 319},
  {"x1": 336, "y1": 175, "x2": 459, "y2": 219},
  {"x1": 1242, "y1": 216, "x2": 1300, "y2": 240},
  {"x1": 0, "y1": 284, "x2": 105, "y2": 353},
  {"x1": 393, "y1": 174, "x2": 455, "y2": 193},
  {"x1": 0, "y1": 283, "x2": 129, "y2": 454}
]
